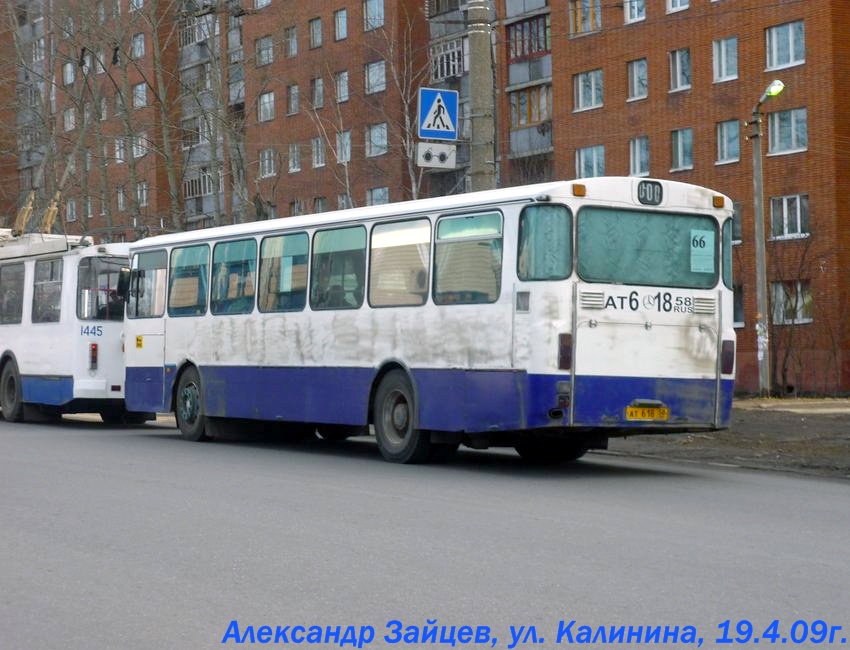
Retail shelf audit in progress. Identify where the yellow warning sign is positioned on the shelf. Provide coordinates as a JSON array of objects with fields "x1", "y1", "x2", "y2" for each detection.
[{"x1": 136, "y1": 335, "x2": 143, "y2": 349}]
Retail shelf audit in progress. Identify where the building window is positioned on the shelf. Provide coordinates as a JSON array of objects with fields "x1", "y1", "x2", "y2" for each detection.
[
  {"x1": 132, "y1": 82, "x2": 147, "y2": 108},
  {"x1": 365, "y1": 60, "x2": 386, "y2": 94},
  {"x1": 713, "y1": 37, "x2": 738, "y2": 82},
  {"x1": 430, "y1": 38, "x2": 467, "y2": 82},
  {"x1": 768, "y1": 108, "x2": 807, "y2": 154},
  {"x1": 509, "y1": 84, "x2": 552, "y2": 127},
  {"x1": 338, "y1": 194, "x2": 353, "y2": 209},
  {"x1": 288, "y1": 144, "x2": 300, "y2": 173},
  {"x1": 335, "y1": 9, "x2": 348, "y2": 40},
  {"x1": 312, "y1": 137, "x2": 325, "y2": 168},
  {"x1": 507, "y1": 15, "x2": 551, "y2": 62},
  {"x1": 627, "y1": 58, "x2": 648, "y2": 100},
  {"x1": 732, "y1": 202, "x2": 743, "y2": 242},
  {"x1": 335, "y1": 71, "x2": 349, "y2": 103},
  {"x1": 671, "y1": 128, "x2": 693, "y2": 170},
  {"x1": 63, "y1": 107, "x2": 76, "y2": 131},
  {"x1": 63, "y1": 62, "x2": 75, "y2": 85},
  {"x1": 258, "y1": 91, "x2": 274, "y2": 122},
  {"x1": 284, "y1": 27, "x2": 297, "y2": 57},
  {"x1": 336, "y1": 130, "x2": 351, "y2": 163},
  {"x1": 85, "y1": 196, "x2": 93, "y2": 219},
  {"x1": 182, "y1": 169, "x2": 216, "y2": 198},
  {"x1": 100, "y1": 97, "x2": 108, "y2": 121},
  {"x1": 313, "y1": 197, "x2": 328, "y2": 213},
  {"x1": 772, "y1": 280, "x2": 813, "y2": 325},
  {"x1": 770, "y1": 194, "x2": 809, "y2": 239},
  {"x1": 129, "y1": 0, "x2": 142, "y2": 10},
  {"x1": 569, "y1": 0, "x2": 601, "y2": 36},
  {"x1": 733, "y1": 284, "x2": 744, "y2": 327},
  {"x1": 629, "y1": 136, "x2": 649, "y2": 176},
  {"x1": 131, "y1": 33, "x2": 145, "y2": 59},
  {"x1": 137, "y1": 181, "x2": 148, "y2": 207},
  {"x1": 115, "y1": 138, "x2": 125, "y2": 163},
  {"x1": 259, "y1": 148, "x2": 276, "y2": 178},
  {"x1": 255, "y1": 0, "x2": 270, "y2": 8},
  {"x1": 364, "y1": 0, "x2": 384, "y2": 31},
  {"x1": 116, "y1": 187, "x2": 125, "y2": 211},
  {"x1": 366, "y1": 123, "x2": 388, "y2": 157},
  {"x1": 670, "y1": 48, "x2": 691, "y2": 91},
  {"x1": 309, "y1": 17, "x2": 322, "y2": 48},
  {"x1": 287, "y1": 85, "x2": 299, "y2": 115},
  {"x1": 32, "y1": 37, "x2": 45, "y2": 62},
  {"x1": 289, "y1": 200, "x2": 304, "y2": 216},
  {"x1": 66, "y1": 199, "x2": 77, "y2": 222},
  {"x1": 367, "y1": 187, "x2": 389, "y2": 206},
  {"x1": 667, "y1": 0, "x2": 689, "y2": 12},
  {"x1": 716, "y1": 119, "x2": 740, "y2": 163},
  {"x1": 574, "y1": 69, "x2": 603, "y2": 111},
  {"x1": 311, "y1": 78, "x2": 324, "y2": 108},
  {"x1": 576, "y1": 145, "x2": 605, "y2": 178},
  {"x1": 625, "y1": 0, "x2": 645, "y2": 23},
  {"x1": 132, "y1": 132, "x2": 147, "y2": 158},
  {"x1": 766, "y1": 20, "x2": 805, "y2": 70},
  {"x1": 256, "y1": 35, "x2": 273, "y2": 66}
]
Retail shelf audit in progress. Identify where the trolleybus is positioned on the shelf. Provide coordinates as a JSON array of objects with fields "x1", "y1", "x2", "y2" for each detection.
[
  {"x1": 123, "y1": 177, "x2": 735, "y2": 463},
  {"x1": 0, "y1": 229, "x2": 150, "y2": 423}
]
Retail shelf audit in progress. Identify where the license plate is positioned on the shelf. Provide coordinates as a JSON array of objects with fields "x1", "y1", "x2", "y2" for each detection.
[{"x1": 625, "y1": 406, "x2": 670, "y2": 421}]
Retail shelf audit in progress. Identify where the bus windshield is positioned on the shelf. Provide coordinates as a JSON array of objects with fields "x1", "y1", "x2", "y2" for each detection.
[
  {"x1": 576, "y1": 206, "x2": 719, "y2": 289},
  {"x1": 77, "y1": 256, "x2": 128, "y2": 321}
]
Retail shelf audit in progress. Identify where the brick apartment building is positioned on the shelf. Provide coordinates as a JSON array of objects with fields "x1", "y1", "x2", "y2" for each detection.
[{"x1": 4, "y1": 0, "x2": 849, "y2": 392}]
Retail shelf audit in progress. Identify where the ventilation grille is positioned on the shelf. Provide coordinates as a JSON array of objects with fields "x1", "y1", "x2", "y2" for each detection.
[{"x1": 579, "y1": 291, "x2": 605, "y2": 310}]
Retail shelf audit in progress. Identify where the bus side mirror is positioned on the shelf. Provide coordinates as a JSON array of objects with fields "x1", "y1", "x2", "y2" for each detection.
[{"x1": 117, "y1": 267, "x2": 130, "y2": 300}]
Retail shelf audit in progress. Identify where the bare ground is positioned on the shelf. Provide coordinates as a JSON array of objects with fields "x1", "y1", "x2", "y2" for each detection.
[{"x1": 605, "y1": 398, "x2": 850, "y2": 479}]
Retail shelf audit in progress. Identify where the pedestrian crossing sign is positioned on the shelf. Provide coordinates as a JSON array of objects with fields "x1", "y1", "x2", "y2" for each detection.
[{"x1": 418, "y1": 88, "x2": 459, "y2": 141}]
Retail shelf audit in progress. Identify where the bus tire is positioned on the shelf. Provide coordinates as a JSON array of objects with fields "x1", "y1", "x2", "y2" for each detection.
[
  {"x1": 1, "y1": 360, "x2": 24, "y2": 422},
  {"x1": 373, "y1": 370, "x2": 430, "y2": 464},
  {"x1": 514, "y1": 439, "x2": 589, "y2": 464},
  {"x1": 175, "y1": 366, "x2": 211, "y2": 442}
]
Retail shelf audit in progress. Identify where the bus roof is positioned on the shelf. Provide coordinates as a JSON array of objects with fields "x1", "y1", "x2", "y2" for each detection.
[{"x1": 0, "y1": 229, "x2": 130, "y2": 261}]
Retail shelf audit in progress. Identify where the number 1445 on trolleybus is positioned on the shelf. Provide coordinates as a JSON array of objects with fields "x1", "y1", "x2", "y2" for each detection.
[{"x1": 122, "y1": 177, "x2": 735, "y2": 463}]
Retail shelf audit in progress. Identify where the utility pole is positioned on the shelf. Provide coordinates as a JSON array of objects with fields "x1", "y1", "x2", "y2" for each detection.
[{"x1": 467, "y1": 0, "x2": 496, "y2": 191}]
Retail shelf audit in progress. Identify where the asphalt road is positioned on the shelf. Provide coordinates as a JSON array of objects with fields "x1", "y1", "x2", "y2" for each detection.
[{"x1": 1, "y1": 419, "x2": 848, "y2": 650}]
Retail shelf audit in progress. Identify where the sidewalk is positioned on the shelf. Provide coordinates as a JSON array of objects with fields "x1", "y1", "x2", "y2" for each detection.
[{"x1": 606, "y1": 397, "x2": 850, "y2": 479}]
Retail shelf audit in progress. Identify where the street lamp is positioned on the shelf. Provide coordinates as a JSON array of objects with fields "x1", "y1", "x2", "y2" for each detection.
[{"x1": 750, "y1": 79, "x2": 784, "y2": 396}]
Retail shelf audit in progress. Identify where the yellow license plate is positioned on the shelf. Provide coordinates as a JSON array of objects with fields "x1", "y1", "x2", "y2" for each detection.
[{"x1": 625, "y1": 406, "x2": 670, "y2": 421}]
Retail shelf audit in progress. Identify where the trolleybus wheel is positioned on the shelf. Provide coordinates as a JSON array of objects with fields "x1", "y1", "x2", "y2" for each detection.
[
  {"x1": 175, "y1": 367, "x2": 211, "y2": 441},
  {"x1": 373, "y1": 370, "x2": 430, "y2": 464},
  {"x1": 514, "y1": 439, "x2": 589, "y2": 464},
  {"x1": 0, "y1": 360, "x2": 24, "y2": 422}
]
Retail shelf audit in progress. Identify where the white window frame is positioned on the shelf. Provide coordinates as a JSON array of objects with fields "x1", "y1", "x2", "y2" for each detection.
[
  {"x1": 311, "y1": 137, "x2": 326, "y2": 168},
  {"x1": 132, "y1": 82, "x2": 147, "y2": 108},
  {"x1": 335, "y1": 71, "x2": 349, "y2": 103},
  {"x1": 667, "y1": 0, "x2": 689, "y2": 13},
  {"x1": 627, "y1": 58, "x2": 648, "y2": 101},
  {"x1": 430, "y1": 37, "x2": 466, "y2": 82},
  {"x1": 288, "y1": 144, "x2": 300, "y2": 173},
  {"x1": 365, "y1": 60, "x2": 386, "y2": 95},
  {"x1": 63, "y1": 62, "x2": 75, "y2": 85},
  {"x1": 335, "y1": 9, "x2": 348, "y2": 40},
  {"x1": 336, "y1": 131, "x2": 351, "y2": 164},
  {"x1": 366, "y1": 123, "x2": 388, "y2": 157},
  {"x1": 131, "y1": 33, "x2": 145, "y2": 59},
  {"x1": 137, "y1": 181, "x2": 148, "y2": 207},
  {"x1": 259, "y1": 148, "x2": 276, "y2": 178},
  {"x1": 284, "y1": 27, "x2": 297, "y2": 57},
  {"x1": 574, "y1": 69, "x2": 603, "y2": 111},
  {"x1": 768, "y1": 108, "x2": 807, "y2": 154},
  {"x1": 311, "y1": 78, "x2": 324, "y2": 108},
  {"x1": 366, "y1": 187, "x2": 389, "y2": 206},
  {"x1": 671, "y1": 127, "x2": 693, "y2": 171},
  {"x1": 309, "y1": 17, "x2": 322, "y2": 48},
  {"x1": 766, "y1": 20, "x2": 805, "y2": 71},
  {"x1": 256, "y1": 35, "x2": 273, "y2": 66},
  {"x1": 669, "y1": 48, "x2": 691, "y2": 92},
  {"x1": 132, "y1": 133, "x2": 148, "y2": 159},
  {"x1": 363, "y1": 0, "x2": 384, "y2": 31},
  {"x1": 66, "y1": 199, "x2": 77, "y2": 222},
  {"x1": 286, "y1": 84, "x2": 299, "y2": 115},
  {"x1": 629, "y1": 136, "x2": 649, "y2": 176},
  {"x1": 716, "y1": 119, "x2": 740, "y2": 164},
  {"x1": 115, "y1": 138, "x2": 125, "y2": 163},
  {"x1": 576, "y1": 144, "x2": 605, "y2": 178},
  {"x1": 713, "y1": 37, "x2": 737, "y2": 82},
  {"x1": 772, "y1": 280, "x2": 813, "y2": 325},
  {"x1": 63, "y1": 107, "x2": 76, "y2": 132},
  {"x1": 258, "y1": 91, "x2": 275, "y2": 122},
  {"x1": 129, "y1": 0, "x2": 143, "y2": 11},
  {"x1": 116, "y1": 187, "x2": 125, "y2": 212},
  {"x1": 770, "y1": 194, "x2": 809, "y2": 240},
  {"x1": 255, "y1": 0, "x2": 270, "y2": 8},
  {"x1": 625, "y1": 0, "x2": 645, "y2": 24}
]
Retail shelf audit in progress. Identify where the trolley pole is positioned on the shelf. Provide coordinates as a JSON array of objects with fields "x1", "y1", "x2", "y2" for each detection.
[{"x1": 467, "y1": 0, "x2": 496, "y2": 191}]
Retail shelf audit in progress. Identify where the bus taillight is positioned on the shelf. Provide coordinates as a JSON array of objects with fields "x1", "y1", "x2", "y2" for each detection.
[
  {"x1": 89, "y1": 343, "x2": 98, "y2": 370},
  {"x1": 721, "y1": 340, "x2": 735, "y2": 375},
  {"x1": 558, "y1": 334, "x2": 572, "y2": 371}
]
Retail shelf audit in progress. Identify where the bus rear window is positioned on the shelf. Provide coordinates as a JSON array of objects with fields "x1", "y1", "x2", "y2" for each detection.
[
  {"x1": 577, "y1": 207, "x2": 719, "y2": 289},
  {"x1": 518, "y1": 204, "x2": 572, "y2": 281},
  {"x1": 78, "y1": 257, "x2": 128, "y2": 321},
  {"x1": 434, "y1": 212, "x2": 503, "y2": 305},
  {"x1": 33, "y1": 258, "x2": 63, "y2": 323}
]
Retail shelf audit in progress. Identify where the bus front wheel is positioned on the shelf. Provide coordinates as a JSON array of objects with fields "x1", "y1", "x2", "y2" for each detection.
[
  {"x1": 175, "y1": 367, "x2": 211, "y2": 442},
  {"x1": 373, "y1": 370, "x2": 430, "y2": 464},
  {"x1": 0, "y1": 361, "x2": 24, "y2": 422}
]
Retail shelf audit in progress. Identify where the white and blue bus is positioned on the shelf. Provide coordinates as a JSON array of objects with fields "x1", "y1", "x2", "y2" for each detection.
[
  {"x1": 123, "y1": 177, "x2": 735, "y2": 463},
  {"x1": 0, "y1": 230, "x2": 150, "y2": 423}
]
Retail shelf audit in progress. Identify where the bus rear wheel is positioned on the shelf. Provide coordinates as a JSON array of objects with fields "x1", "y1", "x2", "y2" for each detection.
[
  {"x1": 175, "y1": 367, "x2": 211, "y2": 441},
  {"x1": 514, "y1": 439, "x2": 589, "y2": 464},
  {"x1": 373, "y1": 370, "x2": 430, "y2": 464},
  {"x1": 1, "y1": 360, "x2": 24, "y2": 422}
]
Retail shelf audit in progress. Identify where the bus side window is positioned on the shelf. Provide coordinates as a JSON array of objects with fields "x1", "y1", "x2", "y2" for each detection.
[
  {"x1": 310, "y1": 226, "x2": 366, "y2": 311},
  {"x1": 258, "y1": 233, "x2": 308, "y2": 312},
  {"x1": 168, "y1": 245, "x2": 209, "y2": 317},
  {"x1": 32, "y1": 258, "x2": 63, "y2": 323},
  {"x1": 0, "y1": 263, "x2": 25, "y2": 325},
  {"x1": 369, "y1": 218, "x2": 431, "y2": 308},
  {"x1": 433, "y1": 212, "x2": 503, "y2": 305},
  {"x1": 211, "y1": 239, "x2": 257, "y2": 315}
]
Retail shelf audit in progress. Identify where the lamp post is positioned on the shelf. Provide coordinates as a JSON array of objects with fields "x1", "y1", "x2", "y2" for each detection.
[{"x1": 750, "y1": 79, "x2": 784, "y2": 396}]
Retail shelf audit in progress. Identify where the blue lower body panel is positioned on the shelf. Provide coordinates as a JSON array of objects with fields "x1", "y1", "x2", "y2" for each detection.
[
  {"x1": 21, "y1": 375, "x2": 74, "y2": 406},
  {"x1": 124, "y1": 365, "x2": 733, "y2": 432}
]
